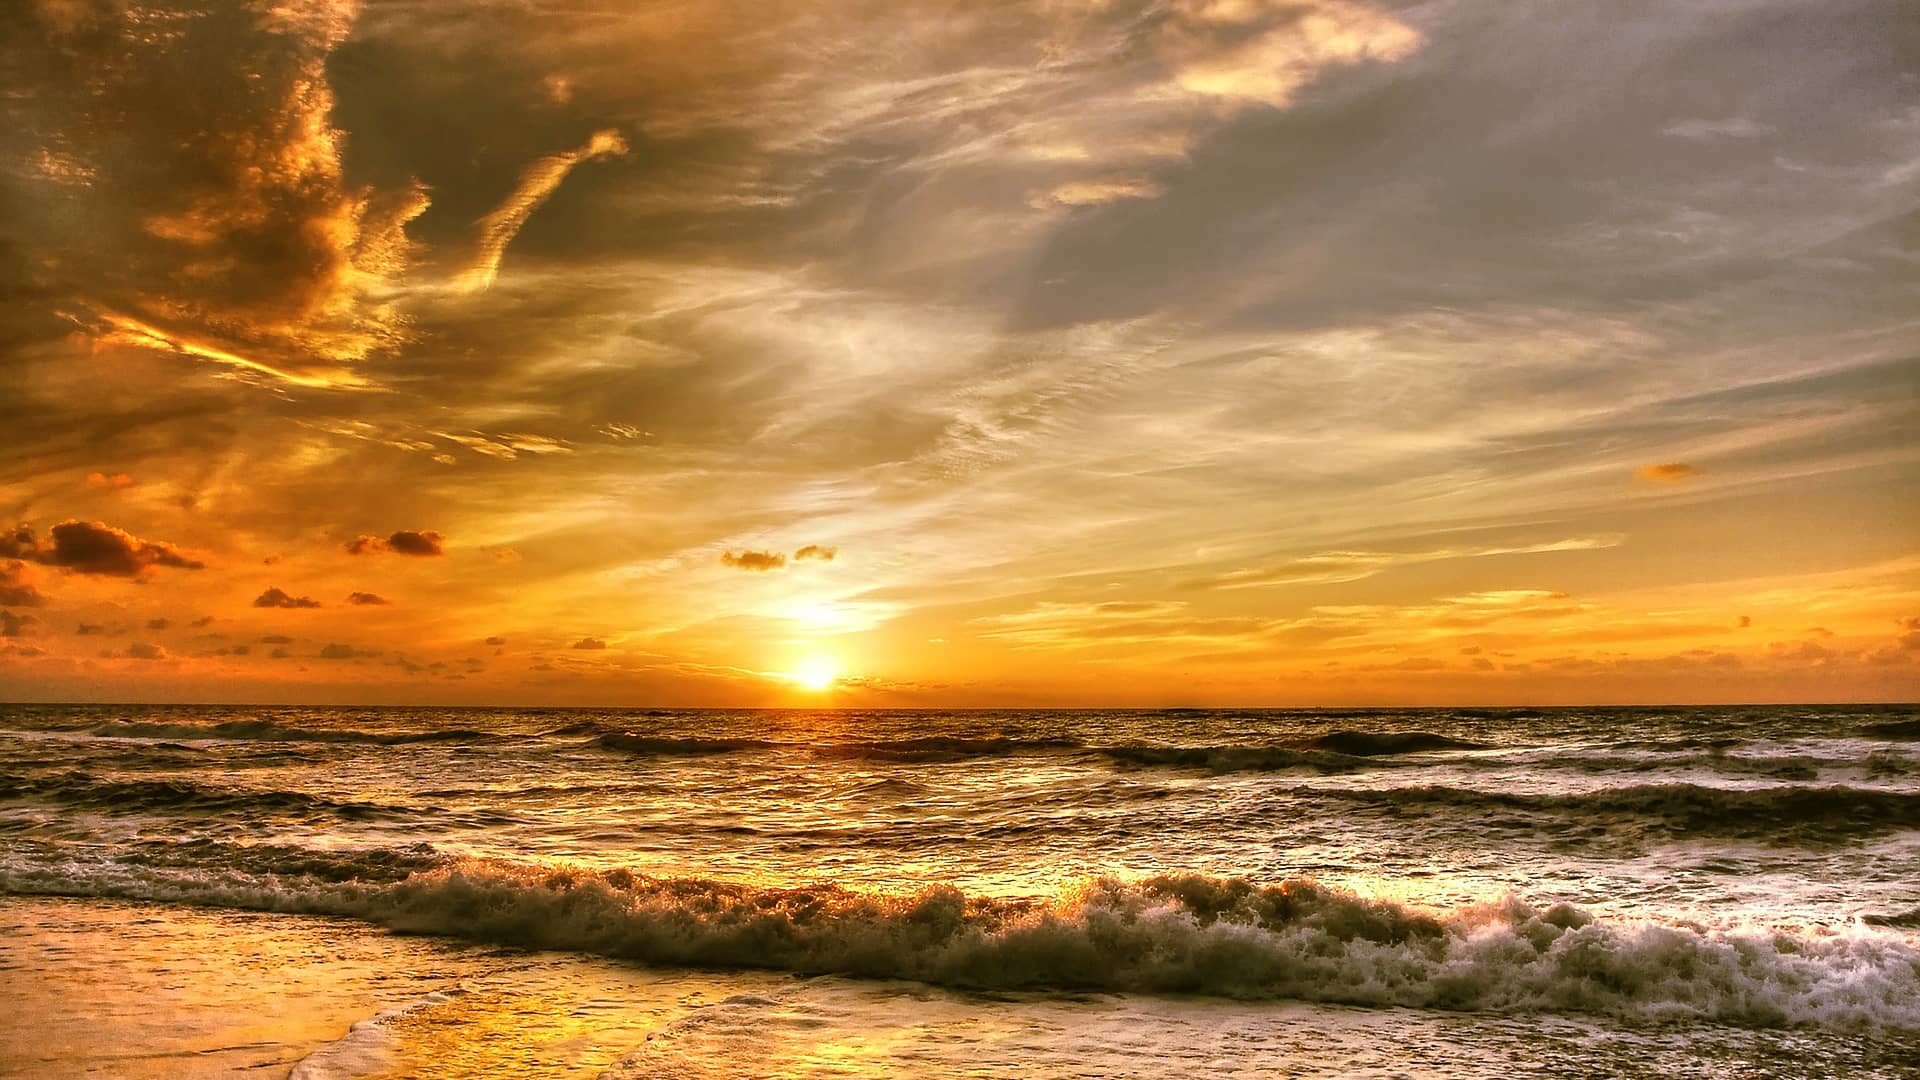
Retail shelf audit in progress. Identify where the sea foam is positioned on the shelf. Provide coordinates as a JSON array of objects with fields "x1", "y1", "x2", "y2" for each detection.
[{"x1": 5, "y1": 855, "x2": 1915, "y2": 1033}]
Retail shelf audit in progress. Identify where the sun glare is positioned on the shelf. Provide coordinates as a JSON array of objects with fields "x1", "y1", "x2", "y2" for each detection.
[{"x1": 792, "y1": 656, "x2": 840, "y2": 692}]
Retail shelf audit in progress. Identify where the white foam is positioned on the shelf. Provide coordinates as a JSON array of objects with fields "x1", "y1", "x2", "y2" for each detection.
[
  {"x1": 288, "y1": 989, "x2": 465, "y2": 1080},
  {"x1": 8, "y1": 858, "x2": 1918, "y2": 1032}
]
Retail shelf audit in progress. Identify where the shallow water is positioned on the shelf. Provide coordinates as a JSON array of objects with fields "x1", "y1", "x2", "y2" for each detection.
[{"x1": 3, "y1": 703, "x2": 1918, "y2": 1076}]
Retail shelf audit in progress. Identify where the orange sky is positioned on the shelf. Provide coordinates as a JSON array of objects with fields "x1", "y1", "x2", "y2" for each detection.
[{"x1": 2, "y1": 0, "x2": 1916, "y2": 706}]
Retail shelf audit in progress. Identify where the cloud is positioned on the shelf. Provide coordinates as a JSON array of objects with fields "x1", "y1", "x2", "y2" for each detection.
[
  {"x1": 145, "y1": 618, "x2": 170, "y2": 630},
  {"x1": 319, "y1": 643, "x2": 379, "y2": 660},
  {"x1": 254, "y1": 587, "x2": 321, "y2": 609},
  {"x1": 190, "y1": 616, "x2": 215, "y2": 628},
  {"x1": 346, "y1": 591, "x2": 391, "y2": 605},
  {"x1": 484, "y1": 636, "x2": 507, "y2": 645},
  {"x1": 347, "y1": 530, "x2": 447, "y2": 556},
  {"x1": 455, "y1": 129, "x2": 631, "y2": 293},
  {"x1": 572, "y1": 637, "x2": 607, "y2": 650},
  {"x1": 0, "y1": 563, "x2": 47, "y2": 607},
  {"x1": 1158, "y1": 0, "x2": 1423, "y2": 108},
  {"x1": 122, "y1": 642, "x2": 167, "y2": 661},
  {"x1": 1185, "y1": 537, "x2": 1621, "y2": 591},
  {"x1": 793, "y1": 545, "x2": 837, "y2": 562},
  {"x1": 722, "y1": 550, "x2": 786, "y2": 571},
  {"x1": 1030, "y1": 178, "x2": 1166, "y2": 209},
  {"x1": 11, "y1": 1, "x2": 431, "y2": 385},
  {"x1": 0, "y1": 521, "x2": 203, "y2": 577},
  {"x1": 86, "y1": 472, "x2": 134, "y2": 490},
  {"x1": 1, "y1": 611, "x2": 36, "y2": 637},
  {"x1": 1635, "y1": 462, "x2": 1703, "y2": 484},
  {"x1": 259, "y1": 635, "x2": 295, "y2": 645}
]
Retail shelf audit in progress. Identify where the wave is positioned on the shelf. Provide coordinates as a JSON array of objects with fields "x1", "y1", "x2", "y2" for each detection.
[
  {"x1": 591, "y1": 733, "x2": 783, "y2": 757},
  {"x1": 1863, "y1": 719, "x2": 1920, "y2": 740},
  {"x1": 85, "y1": 719, "x2": 502, "y2": 746},
  {"x1": 0, "y1": 771, "x2": 434, "y2": 822},
  {"x1": 813, "y1": 736, "x2": 1081, "y2": 764},
  {"x1": 1097, "y1": 745, "x2": 1373, "y2": 774},
  {"x1": 1303, "y1": 730, "x2": 1487, "y2": 755},
  {"x1": 4, "y1": 854, "x2": 1915, "y2": 1032},
  {"x1": 1313, "y1": 783, "x2": 1920, "y2": 841}
]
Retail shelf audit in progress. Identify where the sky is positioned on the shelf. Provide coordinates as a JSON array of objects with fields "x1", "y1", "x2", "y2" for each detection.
[{"x1": 1, "y1": 0, "x2": 1916, "y2": 707}]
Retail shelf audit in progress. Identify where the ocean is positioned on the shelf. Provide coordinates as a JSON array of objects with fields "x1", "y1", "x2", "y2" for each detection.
[{"x1": 2, "y1": 703, "x2": 1917, "y2": 1077}]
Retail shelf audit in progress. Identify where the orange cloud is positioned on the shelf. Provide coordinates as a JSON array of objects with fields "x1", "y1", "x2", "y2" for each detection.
[
  {"x1": 0, "y1": 563, "x2": 47, "y2": 607},
  {"x1": 254, "y1": 587, "x2": 321, "y2": 609},
  {"x1": 346, "y1": 592, "x2": 390, "y2": 605},
  {"x1": 722, "y1": 550, "x2": 786, "y2": 571},
  {"x1": 347, "y1": 530, "x2": 447, "y2": 556},
  {"x1": 572, "y1": 637, "x2": 607, "y2": 650},
  {"x1": 794, "y1": 545, "x2": 837, "y2": 562},
  {"x1": 1635, "y1": 462, "x2": 1702, "y2": 484},
  {"x1": 86, "y1": 472, "x2": 134, "y2": 490},
  {"x1": 455, "y1": 129, "x2": 630, "y2": 293},
  {"x1": 1, "y1": 520, "x2": 203, "y2": 577}
]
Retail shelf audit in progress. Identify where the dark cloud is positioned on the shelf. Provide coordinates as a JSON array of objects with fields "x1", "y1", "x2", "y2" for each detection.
[
  {"x1": 190, "y1": 615, "x2": 215, "y2": 628},
  {"x1": 3, "y1": 0, "x2": 429, "y2": 384},
  {"x1": 0, "y1": 563, "x2": 46, "y2": 607},
  {"x1": 484, "y1": 636, "x2": 506, "y2": 645},
  {"x1": 319, "y1": 642, "x2": 379, "y2": 660},
  {"x1": 146, "y1": 617, "x2": 170, "y2": 630},
  {"x1": 346, "y1": 591, "x2": 391, "y2": 605},
  {"x1": 572, "y1": 637, "x2": 607, "y2": 650},
  {"x1": 0, "y1": 520, "x2": 203, "y2": 577},
  {"x1": 722, "y1": 550, "x2": 786, "y2": 571},
  {"x1": 347, "y1": 530, "x2": 447, "y2": 556},
  {"x1": 254, "y1": 587, "x2": 321, "y2": 609},
  {"x1": 75, "y1": 623, "x2": 108, "y2": 636},
  {"x1": 123, "y1": 641, "x2": 167, "y2": 661},
  {"x1": 793, "y1": 544, "x2": 837, "y2": 562},
  {"x1": 258, "y1": 634, "x2": 295, "y2": 644},
  {"x1": 1, "y1": 611, "x2": 36, "y2": 637}
]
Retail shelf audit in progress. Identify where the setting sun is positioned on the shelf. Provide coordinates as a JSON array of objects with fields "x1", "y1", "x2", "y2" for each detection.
[{"x1": 791, "y1": 656, "x2": 840, "y2": 692}]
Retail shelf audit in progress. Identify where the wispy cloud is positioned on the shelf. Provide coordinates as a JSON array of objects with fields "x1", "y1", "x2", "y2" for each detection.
[{"x1": 455, "y1": 130, "x2": 631, "y2": 294}]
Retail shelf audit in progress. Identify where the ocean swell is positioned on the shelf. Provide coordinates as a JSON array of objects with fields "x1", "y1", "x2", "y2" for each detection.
[
  {"x1": 1314, "y1": 783, "x2": 1920, "y2": 841},
  {"x1": 3, "y1": 855, "x2": 1915, "y2": 1032},
  {"x1": 1097, "y1": 745, "x2": 1374, "y2": 774},
  {"x1": 86, "y1": 719, "x2": 502, "y2": 746},
  {"x1": 0, "y1": 771, "x2": 442, "y2": 822}
]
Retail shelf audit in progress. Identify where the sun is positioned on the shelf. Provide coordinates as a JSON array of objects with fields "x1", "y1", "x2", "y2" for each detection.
[{"x1": 791, "y1": 656, "x2": 840, "y2": 692}]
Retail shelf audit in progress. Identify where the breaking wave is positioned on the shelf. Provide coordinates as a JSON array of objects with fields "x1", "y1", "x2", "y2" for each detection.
[{"x1": 3, "y1": 853, "x2": 1915, "y2": 1032}]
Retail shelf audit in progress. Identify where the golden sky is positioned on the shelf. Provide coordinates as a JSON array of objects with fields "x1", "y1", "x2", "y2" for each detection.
[{"x1": 1, "y1": 0, "x2": 1916, "y2": 705}]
